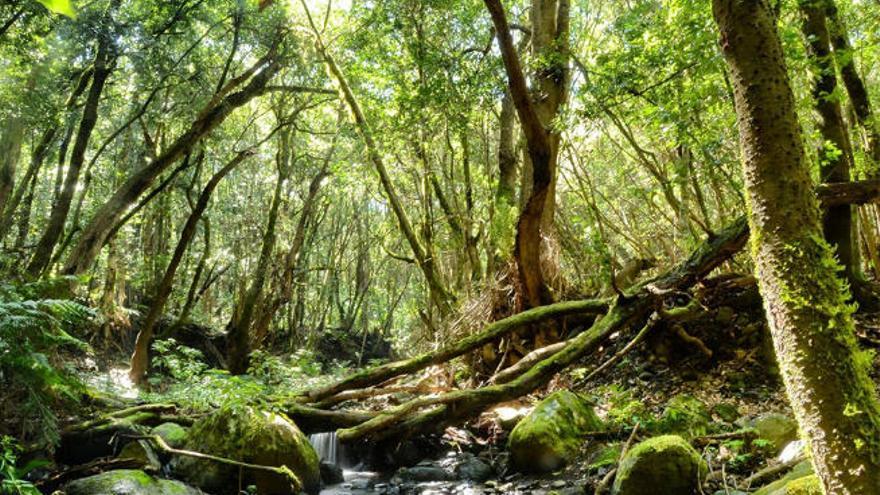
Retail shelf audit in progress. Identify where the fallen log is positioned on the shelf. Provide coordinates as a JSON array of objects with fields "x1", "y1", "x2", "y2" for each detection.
[
  {"x1": 302, "y1": 297, "x2": 611, "y2": 403},
  {"x1": 284, "y1": 403, "x2": 378, "y2": 433},
  {"x1": 336, "y1": 216, "x2": 750, "y2": 442},
  {"x1": 488, "y1": 341, "x2": 568, "y2": 385}
]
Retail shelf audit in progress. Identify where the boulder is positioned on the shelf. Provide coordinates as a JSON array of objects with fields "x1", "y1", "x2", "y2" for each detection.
[
  {"x1": 172, "y1": 406, "x2": 320, "y2": 494},
  {"x1": 65, "y1": 469, "x2": 203, "y2": 495},
  {"x1": 509, "y1": 390, "x2": 603, "y2": 473},
  {"x1": 611, "y1": 435, "x2": 707, "y2": 495},
  {"x1": 453, "y1": 454, "x2": 493, "y2": 482},
  {"x1": 151, "y1": 422, "x2": 189, "y2": 449},
  {"x1": 392, "y1": 465, "x2": 455, "y2": 482},
  {"x1": 319, "y1": 461, "x2": 344, "y2": 485},
  {"x1": 753, "y1": 413, "x2": 799, "y2": 453}
]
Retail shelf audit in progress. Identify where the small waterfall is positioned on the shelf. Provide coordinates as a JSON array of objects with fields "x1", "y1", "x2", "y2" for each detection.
[{"x1": 309, "y1": 431, "x2": 339, "y2": 466}]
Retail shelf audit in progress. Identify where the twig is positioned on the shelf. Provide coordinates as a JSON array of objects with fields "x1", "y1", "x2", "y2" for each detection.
[
  {"x1": 594, "y1": 422, "x2": 641, "y2": 495},
  {"x1": 578, "y1": 313, "x2": 659, "y2": 387}
]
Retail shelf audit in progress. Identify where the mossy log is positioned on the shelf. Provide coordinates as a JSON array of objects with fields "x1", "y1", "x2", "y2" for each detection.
[
  {"x1": 284, "y1": 403, "x2": 378, "y2": 433},
  {"x1": 336, "y1": 217, "x2": 750, "y2": 442},
  {"x1": 302, "y1": 297, "x2": 611, "y2": 403}
]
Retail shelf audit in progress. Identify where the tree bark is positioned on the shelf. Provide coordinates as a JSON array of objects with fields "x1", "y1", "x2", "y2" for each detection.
[
  {"x1": 0, "y1": 126, "x2": 55, "y2": 240},
  {"x1": 61, "y1": 48, "x2": 281, "y2": 276},
  {"x1": 713, "y1": 1, "x2": 880, "y2": 492}
]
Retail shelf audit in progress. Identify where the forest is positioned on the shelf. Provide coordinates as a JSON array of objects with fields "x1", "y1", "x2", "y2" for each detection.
[{"x1": 1, "y1": 0, "x2": 880, "y2": 493}]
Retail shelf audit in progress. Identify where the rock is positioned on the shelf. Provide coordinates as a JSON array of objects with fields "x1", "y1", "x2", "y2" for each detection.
[
  {"x1": 754, "y1": 461, "x2": 815, "y2": 495},
  {"x1": 172, "y1": 406, "x2": 320, "y2": 494},
  {"x1": 65, "y1": 469, "x2": 203, "y2": 495},
  {"x1": 453, "y1": 454, "x2": 493, "y2": 482},
  {"x1": 753, "y1": 413, "x2": 799, "y2": 453},
  {"x1": 151, "y1": 422, "x2": 189, "y2": 449},
  {"x1": 611, "y1": 435, "x2": 707, "y2": 495},
  {"x1": 117, "y1": 440, "x2": 162, "y2": 472},
  {"x1": 657, "y1": 395, "x2": 710, "y2": 438},
  {"x1": 711, "y1": 402, "x2": 740, "y2": 423},
  {"x1": 393, "y1": 465, "x2": 454, "y2": 482},
  {"x1": 508, "y1": 391, "x2": 603, "y2": 473},
  {"x1": 320, "y1": 460, "x2": 344, "y2": 484}
]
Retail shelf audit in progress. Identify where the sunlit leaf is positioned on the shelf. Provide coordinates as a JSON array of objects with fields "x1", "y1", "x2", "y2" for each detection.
[{"x1": 36, "y1": 0, "x2": 77, "y2": 19}]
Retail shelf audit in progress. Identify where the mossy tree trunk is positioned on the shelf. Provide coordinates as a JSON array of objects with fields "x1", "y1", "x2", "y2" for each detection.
[{"x1": 713, "y1": 1, "x2": 880, "y2": 492}]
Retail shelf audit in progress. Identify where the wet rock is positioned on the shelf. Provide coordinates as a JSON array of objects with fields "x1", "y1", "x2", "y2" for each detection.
[
  {"x1": 117, "y1": 440, "x2": 162, "y2": 472},
  {"x1": 453, "y1": 454, "x2": 493, "y2": 482},
  {"x1": 320, "y1": 461, "x2": 344, "y2": 484},
  {"x1": 65, "y1": 469, "x2": 203, "y2": 495},
  {"x1": 151, "y1": 422, "x2": 188, "y2": 449},
  {"x1": 752, "y1": 413, "x2": 799, "y2": 453},
  {"x1": 172, "y1": 406, "x2": 320, "y2": 494},
  {"x1": 611, "y1": 435, "x2": 707, "y2": 495},
  {"x1": 508, "y1": 391, "x2": 603, "y2": 473},
  {"x1": 393, "y1": 465, "x2": 455, "y2": 482}
]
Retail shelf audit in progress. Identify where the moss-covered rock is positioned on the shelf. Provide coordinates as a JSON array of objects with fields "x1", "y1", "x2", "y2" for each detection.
[
  {"x1": 151, "y1": 422, "x2": 189, "y2": 449},
  {"x1": 172, "y1": 406, "x2": 320, "y2": 494},
  {"x1": 508, "y1": 390, "x2": 602, "y2": 473},
  {"x1": 656, "y1": 395, "x2": 710, "y2": 438},
  {"x1": 754, "y1": 461, "x2": 815, "y2": 495},
  {"x1": 611, "y1": 435, "x2": 707, "y2": 495},
  {"x1": 65, "y1": 469, "x2": 203, "y2": 495},
  {"x1": 118, "y1": 440, "x2": 162, "y2": 472},
  {"x1": 752, "y1": 413, "x2": 799, "y2": 453}
]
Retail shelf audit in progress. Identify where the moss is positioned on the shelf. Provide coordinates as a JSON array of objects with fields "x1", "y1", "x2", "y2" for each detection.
[
  {"x1": 587, "y1": 442, "x2": 621, "y2": 471},
  {"x1": 656, "y1": 395, "x2": 710, "y2": 438},
  {"x1": 65, "y1": 469, "x2": 202, "y2": 495},
  {"x1": 173, "y1": 405, "x2": 320, "y2": 494},
  {"x1": 509, "y1": 390, "x2": 603, "y2": 473},
  {"x1": 611, "y1": 435, "x2": 707, "y2": 495},
  {"x1": 151, "y1": 422, "x2": 188, "y2": 449},
  {"x1": 786, "y1": 475, "x2": 821, "y2": 495},
  {"x1": 753, "y1": 461, "x2": 814, "y2": 495}
]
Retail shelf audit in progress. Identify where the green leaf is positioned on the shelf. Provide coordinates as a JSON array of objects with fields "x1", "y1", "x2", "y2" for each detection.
[{"x1": 35, "y1": 0, "x2": 77, "y2": 19}]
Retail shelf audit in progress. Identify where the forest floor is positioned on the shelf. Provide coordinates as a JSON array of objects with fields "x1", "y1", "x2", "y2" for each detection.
[{"x1": 30, "y1": 279, "x2": 880, "y2": 495}]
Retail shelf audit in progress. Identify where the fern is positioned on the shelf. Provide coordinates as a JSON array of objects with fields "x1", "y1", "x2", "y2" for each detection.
[{"x1": 0, "y1": 282, "x2": 93, "y2": 447}]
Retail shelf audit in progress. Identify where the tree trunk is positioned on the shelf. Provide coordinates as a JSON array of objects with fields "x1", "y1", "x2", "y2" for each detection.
[
  {"x1": 28, "y1": 39, "x2": 114, "y2": 276},
  {"x1": 0, "y1": 127, "x2": 55, "y2": 240},
  {"x1": 226, "y1": 138, "x2": 288, "y2": 375},
  {"x1": 713, "y1": 1, "x2": 880, "y2": 492},
  {"x1": 61, "y1": 49, "x2": 281, "y2": 276},
  {"x1": 129, "y1": 149, "x2": 255, "y2": 385},
  {"x1": 0, "y1": 115, "x2": 24, "y2": 222},
  {"x1": 799, "y1": 0, "x2": 857, "y2": 281}
]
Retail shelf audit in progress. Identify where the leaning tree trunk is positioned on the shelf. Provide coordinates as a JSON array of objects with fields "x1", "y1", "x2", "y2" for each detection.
[
  {"x1": 129, "y1": 149, "x2": 255, "y2": 385},
  {"x1": 61, "y1": 48, "x2": 281, "y2": 276},
  {"x1": 27, "y1": 36, "x2": 114, "y2": 276},
  {"x1": 713, "y1": 1, "x2": 880, "y2": 492}
]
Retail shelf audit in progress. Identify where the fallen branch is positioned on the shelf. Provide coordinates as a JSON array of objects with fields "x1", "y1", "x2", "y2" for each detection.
[
  {"x1": 739, "y1": 454, "x2": 807, "y2": 490},
  {"x1": 284, "y1": 403, "x2": 378, "y2": 433},
  {"x1": 488, "y1": 341, "x2": 568, "y2": 385},
  {"x1": 577, "y1": 312, "x2": 660, "y2": 387},
  {"x1": 303, "y1": 297, "x2": 611, "y2": 403},
  {"x1": 129, "y1": 434, "x2": 301, "y2": 492}
]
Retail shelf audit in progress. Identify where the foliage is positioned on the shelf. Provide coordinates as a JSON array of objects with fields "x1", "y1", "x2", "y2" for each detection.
[
  {"x1": 0, "y1": 437, "x2": 43, "y2": 495},
  {"x1": 0, "y1": 281, "x2": 92, "y2": 446}
]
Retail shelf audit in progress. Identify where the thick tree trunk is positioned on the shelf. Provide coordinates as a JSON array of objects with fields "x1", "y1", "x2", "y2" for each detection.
[
  {"x1": 713, "y1": 1, "x2": 880, "y2": 492},
  {"x1": 0, "y1": 127, "x2": 55, "y2": 240},
  {"x1": 0, "y1": 115, "x2": 24, "y2": 221},
  {"x1": 129, "y1": 149, "x2": 255, "y2": 385},
  {"x1": 28, "y1": 39, "x2": 114, "y2": 276},
  {"x1": 61, "y1": 50, "x2": 281, "y2": 276}
]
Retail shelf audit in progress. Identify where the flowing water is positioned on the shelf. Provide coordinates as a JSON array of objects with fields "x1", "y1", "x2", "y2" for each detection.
[{"x1": 310, "y1": 431, "x2": 340, "y2": 466}]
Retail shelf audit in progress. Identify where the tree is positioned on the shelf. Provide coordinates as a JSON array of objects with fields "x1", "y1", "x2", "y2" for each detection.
[{"x1": 713, "y1": 0, "x2": 880, "y2": 492}]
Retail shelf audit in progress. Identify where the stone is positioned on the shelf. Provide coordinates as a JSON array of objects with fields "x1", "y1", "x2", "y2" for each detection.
[
  {"x1": 151, "y1": 422, "x2": 189, "y2": 449},
  {"x1": 320, "y1": 460, "x2": 344, "y2": 484},
  {"x1": 752, "y1": 413, "x2": 799, "y2": 453},
  {"x1": 65, "y1": 469, "x2": 203, "y2": 495},
  {"x1": 454, "y1": 454, "x2": 493, "y2": 482},
  {"x1": 172, "y1": 406, "x2": 320, "y2": 494},
  {"x1": 117, "y1": 440, "x2": 162, "y2": 472},
  {"x1": 611, "y1": 435, "x2": 707, "y2": 495},
  {"x1": 393, "y1": 465, "x2": 454, "y2": 482},
  {"x1": 508, "y1": 391, "x2": 603, "y2": 473}
]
